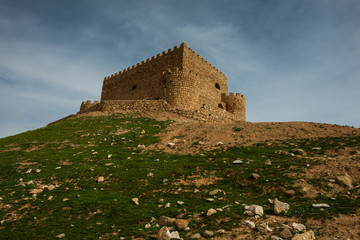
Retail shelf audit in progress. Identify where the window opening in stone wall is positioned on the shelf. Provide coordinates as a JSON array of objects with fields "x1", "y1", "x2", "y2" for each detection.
[
  {"x1": 218, "y1": 103, "x2": 224, "y2": 109},
  {"x1": 131, "y1": 85, "x2": 137, "y2": 90},
  {"x1": 215, "y1": 83, "x2": 220, "y2": 90}
]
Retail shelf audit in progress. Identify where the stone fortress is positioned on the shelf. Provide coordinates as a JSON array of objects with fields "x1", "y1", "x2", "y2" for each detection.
[{"x1": 79, "y1": 42, "x2": 245, "y2": 122}]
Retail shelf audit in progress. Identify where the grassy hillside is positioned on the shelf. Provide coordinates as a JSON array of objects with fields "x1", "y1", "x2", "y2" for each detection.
[{"x1": 0, "y1": 114, "x2": 359, "y2": 239}]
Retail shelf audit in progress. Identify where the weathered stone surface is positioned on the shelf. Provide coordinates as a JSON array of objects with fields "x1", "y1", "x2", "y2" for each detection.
[
  {"x1": 97, "y1": 176, "x2": 104, "y2": 183},
  {"x1": 336, "y1": 173, "x2": 353, "y2": 188},
  {"x1": 291, "y1": 148, "x2": 306, "y2": 155},
  {"x1": 159, "y1": 216, "x2": 175, "y2": 226},
  {"x1": 312, "y1": 203, "x2": 330, "y2": 208},
  {"x1": 244, "y1": 220, "x2": 256, "y2": 229},
  {"x1": 169, "y1": 231, "x2": 180, "y2": 239},
  {"x1": 265, "y1": 159, "x2": 272, "y2": 165},
  {"x1": 292, "y1": 230, "x2": 315, "y2": 240},
  {"x1": 158, "y1": 226, "x2": 171, "y2": 240},
  {"x1": 206, "y1": 208, "x2": 217, "y2": 216},
  {"x1": 279, "y1": 228, "x2": 293, "y2": 239},
  {"x1": 202, "y1": 230, "x2": 214, "y2": 238},
  {"x1": 173, "y1": 219, "x2": 189, "y2": 230},
  {"x1": 131, "y1": 198, "x2": 139, "y2": 205},
  {"x1": 232, "y1": 159, "x2": 243, "y2": 164},
  {"x1": 292, "y1": 223, "x2": 306, "y2": 232},
  {"x1": 257, "y1": 222, "x2": 273, "y2": 234},
  {"x1": 273, "y1": 198, "x2": 290, "y2": 214},
  {"x1": 251, "y1": 173, "x2": 260, "y2": 180},
  {"x1": 284, "y1": 189, "x2": 295, "y2": 197},
  {"x1": 209, "y1": 189, "x2": 225, "y2": 196},
  {"x1": 190, "y1": 233, "x2": 201, "y2": 239},
  {"x1": 244, "y1": 205, "x2": 264, "y2": 216}
]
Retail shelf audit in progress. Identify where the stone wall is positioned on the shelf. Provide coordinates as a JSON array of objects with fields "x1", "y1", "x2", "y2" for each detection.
[{"x1": 221, "y1": 93, "x2": 246, "y2": 121}]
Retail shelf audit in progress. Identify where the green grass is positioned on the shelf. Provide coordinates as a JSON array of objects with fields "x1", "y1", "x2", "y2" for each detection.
[{"x1": 0, "y1": 114, "x2": 359, "y2": 239}]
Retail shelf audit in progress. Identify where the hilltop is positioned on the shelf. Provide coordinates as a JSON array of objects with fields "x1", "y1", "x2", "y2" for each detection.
[{"x1": 0, "y1": 111, "x2": 359, "y2": 239}]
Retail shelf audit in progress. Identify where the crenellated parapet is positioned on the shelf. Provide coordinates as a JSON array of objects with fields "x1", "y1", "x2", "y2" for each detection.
[
  {"x1": 79, "y1": 100, "x2": 100, "y2": 113},
  {"x1": 221, "y1": 92, "x2": 246, "y2": 121}
]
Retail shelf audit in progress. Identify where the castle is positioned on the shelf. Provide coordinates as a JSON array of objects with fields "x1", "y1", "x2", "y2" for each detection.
[{"x1": 79, "y1": 42, "x2": 245, "y2": 122}]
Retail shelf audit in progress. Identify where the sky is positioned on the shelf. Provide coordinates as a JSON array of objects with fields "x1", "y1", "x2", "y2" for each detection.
[{"x1": 1, "y1": 0, "x2": 360, "y2": 138}]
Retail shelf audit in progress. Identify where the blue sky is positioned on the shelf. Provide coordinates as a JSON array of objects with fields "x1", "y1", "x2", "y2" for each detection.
[{"x1": 1, "y1": 0, "x2": 360, "y2": 138}]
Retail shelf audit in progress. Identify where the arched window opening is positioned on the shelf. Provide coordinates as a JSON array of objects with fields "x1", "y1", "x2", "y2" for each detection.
[
  {"x1": 215, "y1": 83, "x2": 220, "y2": 90},
  {"x1": 131, "y1": 85, "x2": 137, "y2": 90}
]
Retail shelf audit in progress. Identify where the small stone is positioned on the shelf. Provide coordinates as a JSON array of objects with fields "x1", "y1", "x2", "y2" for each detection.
[
  {"x1": 251, "y1": 173, "x2": 260, "y2": 180},
  {"x1": 232, "y1": 159, "x2": 243, "y2": 164},
  {"x1": 336, "y1": 173, "x2": 353, "y2": 188},
  {"x1": 209, "y1": 189, "x2": 224, "y2": 196},
  {"x1": 107, "y1": 154, "x2": 112, "y2": 158},
  {"x1": 48, "y1": 196, "x2": 53, "y2": 200},
  {"x1": 312, "y1": 203, "x2": 330, "y2": 208},
  {"x1": 284, "y1": 190, "x2": 295, "y2": 197},
  {"x1": 55, "y1": 166, "x2": 61, "y2": 170},
  {"x1": 97, "y1": 176, "x2": 105, "y2": 183},
  {"x1": 56, "y1": 233, "x2": 65, "y2": 238},
  {"x1": 202, "y1": 230, "x2": 214, "y2": 238},
  {"x1": 291, "y1": 148, "x2": 306, "y2": 155},
  {"x1": 159, "y1": 216, "x2": 175, "y2": 226},
  {"x1": 280, "y1": 228, "x2": 293, "y2": 239},
  {"x1": 216, "y1": 229, "x2": 225, "y2": 234},
  {"x1": 292, "y1": 230, "x2": 315, "y2": 240},
  {"x1": 215, "y1": 142, "x2": 223, "y2": 146},
  {"x1": 194, "y1": 189, "x2": 200, "y2": 193},
  {"x1": 216, "y1": 208, "x2": 223, "y2": 212},
  {"x1": 292, "y1": 223, "x2": 306, "y2": 232},
  {"x1": 177, "y1": 201, "x2": 184, "y2": 205},
  {"x1": 167, "y1": 143, "x2": 175, "y2": 148},
  {"x1": 190, "y1": 233, "x2": 201, "y2": 239},
  {"x1": 158, "y1": 226, "x2": 171, "y2": 240},
  {"x1": 145, "y1": 223, "x2": 151, "y2": 228},
  {"x1": 63, "y1": 198, "x2": 69, "y2": 202},
  {"x1": 270, "y1": 236, "x2": 283, "y2": 240},
  {"x1": 244, "y1": 220, "x2": 255, "y2": 229},
  {"x1": 164, "y1": 202, "x2": 171, "y2": 208},
  {"x1": 147, "y1": 172, "x2": 154, "y2": 177},
  {"x1": 140, "y1": 130, "x2": 146, "y2": 134},
  {"x1": 264, "y1": 159, "x2": 272, "y2": 165},
  {"x1": 206, "y1": 198, "x2": 214, "y2": 202},
  {"x1": 173, "y1": 219, "x2": 189, "y2": 230},
  {"x1": 169, "y1": 231, "x2": 180, "y2": 239},
  {"x1": 206, "y1": 208, "x2": 217, "y2": 216},
  {"x1": 159, "y1": 199, "x2": 164, "y2": 203},
  {"x1": 257, "y1": 222, "x2": 273, "y2": 233},
  {"x1": 244, "y1": 205, "x2": 264, "y2": 216},
  {"x1": 30, "y1": 189, "x2": 43, "y2": 194},
  {"x1": 137, "y1": 144, "x2": 146, "y2": 149},
  {"x1": 273, "y1": 198, "x2": 290, "y2": 214},
  {"x1": 132, "y1": 198, "x2": 139, "y2": 205},
  {"x1": 36, "y1": 169, "x2": 41, "y2": 173}
]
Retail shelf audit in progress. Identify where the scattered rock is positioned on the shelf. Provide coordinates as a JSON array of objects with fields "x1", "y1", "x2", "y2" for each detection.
[
  {"x1": 206, "y1": 198, "x2": 214, "y2": 202},
  {"x1": 232, "y1": 159, "x2": 243, "y2": 164},
  {"x1": 97, "y1": 176, "x2": 104, "y2": 183},
  {"x1": 167, "y1": 143, "x2": 175, "y2": 148},
  {"x1": 164, "y1": 202, "x2": 171, "y2": 208},
  {"x1": 190, "y1": 233, "x2": 201, "y2": 239},
  {"x1": 284, "y1": 190, "x2": 295, "y2": 197},
  {"x1": 216, "y1": 229, "x2": 225, "y2": 234},
  {"x1": 244, "y1": 205, "x2": 263, "y2": 217},
  {"x1": 291, "y1": 148, "x2": 306, "y2": 155},
  {"x1": 169, "y1": 231, "x2": 180, "y2": 239},
  {"x1": 273, "y1": 198, "x2": 290, "y2": 214},
  {"x1": 159, "y1": 216, "x2": 175, "y2": 226},
  {"x1": 30, "y1": 189, "x2": 43, "y2": 194},
  {"x1": 177, "y1": 201, "x2": 184, "y2": 206},
  {"x1": 312, "y1": 203, "x2": 330, "y2": 208},
  {"x1": 269, "y1": 236, "x2": 283, "y2": 240},
  {"x1": 215, "y1": 142, "x2": 223, "y2": 146},
  {"x1": 145, "y1": 223, "x2": 151, "y2": 228},
  {"x1": 147, "y1": 172, "x2": 154, "y2": 177},
  {"x1": 173, "y1": 219, "x2": 189, "y2": 230},
  {"x1": 137, "y1": 144, "x2": 146, "y2": 149},
  {"x1": 62, "y1": 198, "x2": 69, "y2": 202},
  {"x1": 202, "y1": 230, "x2": 214, "y2": 238},
  {"x1": 279, "y1": 228, "x2": 293, "y2": 239},
  {"x1": 48, "y1": 196, "x2": 53, "y2": 200},
  {"x1": 257, "y1": 222, "x2": 273, "y2": 233},
  {"x1": 292, "y1": 223, "x2": 306, "y2": 232},
  {"x1": 206, "y1": 208, "x2": 217, "y2": 216},
  {"x1": 56, "y1": 233, "x2": 65, "y2": 239},
  {"x1": 244, "y1": 220, "x2": 256, "y2": 229},
  {"x1": 251, "y1": 173, "x2": 260, "y2": 180},
  {"x1": 132, "y1": 198, "x2": 139, "y2": 205},
  {"x1": 336, "y1": 173, "x2": 353, "y2": 188},
  {"x1": 209, "y1": 189, "x2": 225, "y2": 196},
  {"x1": 140, "y1": 130, "x2": 146, "y2": 134},
  {"x1": 158, "y1": 226, "x2": 171, "y2": 240},
  {"x1": 265, "y1": 159, "x2": 272, "y2": 165},
  {"x1": 292, "y1": 230, "x2": 315, "y2": 240}
]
